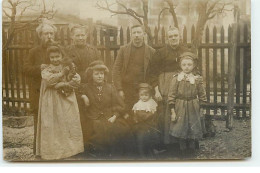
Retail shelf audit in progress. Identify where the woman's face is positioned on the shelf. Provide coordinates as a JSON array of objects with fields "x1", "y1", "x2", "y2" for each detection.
[
  {"x1": 180, "y1": 58, "x2": 194, "y2": 74},
  {"x1": 49, "y1": 52, "x2": 62, "y2": 66},
  {"x1": 93, "y1": 70, "x2": 105, "y2": 84}
]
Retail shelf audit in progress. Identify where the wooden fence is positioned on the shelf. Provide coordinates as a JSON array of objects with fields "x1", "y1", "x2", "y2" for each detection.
[{"x1": 2, "y1": 23, "x2": 251, "y2": 118}]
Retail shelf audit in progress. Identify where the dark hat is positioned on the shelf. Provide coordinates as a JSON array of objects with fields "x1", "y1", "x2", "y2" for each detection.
[{"x1": 84, "y1": 61, "x2": 109, "y2": 81}]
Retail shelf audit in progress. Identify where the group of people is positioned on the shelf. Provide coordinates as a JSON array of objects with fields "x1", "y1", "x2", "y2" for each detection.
[{"x1": 23, "y1": 20, "x2": 207, "y2": 160}]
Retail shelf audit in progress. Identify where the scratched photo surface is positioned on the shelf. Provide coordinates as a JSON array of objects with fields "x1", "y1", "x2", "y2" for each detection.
[{"x1": 2, "y1": 0, "x2": 251, "y2": 161}]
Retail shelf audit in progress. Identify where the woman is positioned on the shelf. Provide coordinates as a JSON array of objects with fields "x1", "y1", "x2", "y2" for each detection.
[
  {"x1": 36, "y1": 45, "x2": 84, "y2": 160},
  {"x1": 79, "y1": 61, "x2": 132, "y2": 158},
  {"x1": 148, "y1": 27, "x2": 189, "y2": 145}
]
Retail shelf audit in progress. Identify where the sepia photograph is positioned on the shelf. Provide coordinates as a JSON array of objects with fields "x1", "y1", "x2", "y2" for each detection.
[{"x1": 1, "y1": 0, "x2": 251, "y2": 162}]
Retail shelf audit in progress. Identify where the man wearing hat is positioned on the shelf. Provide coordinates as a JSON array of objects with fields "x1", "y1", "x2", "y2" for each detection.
[{"x1": 112, "y1": 25, "x2": 155, "y2": 119}]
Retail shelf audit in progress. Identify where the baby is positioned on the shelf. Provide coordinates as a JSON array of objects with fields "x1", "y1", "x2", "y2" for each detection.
[{"x1": 132, "y1": 83, "x2": 158, "y2": 123}]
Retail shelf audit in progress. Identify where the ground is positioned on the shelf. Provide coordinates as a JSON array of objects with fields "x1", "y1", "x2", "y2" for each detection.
[{"x1": 2, "y1": 118, "x2": 251, "y2": 161}]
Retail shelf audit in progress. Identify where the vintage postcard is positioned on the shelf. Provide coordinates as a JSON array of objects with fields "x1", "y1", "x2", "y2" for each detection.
[{"x1": 2, "y1": 0, "x2": 251, "y2": 161}]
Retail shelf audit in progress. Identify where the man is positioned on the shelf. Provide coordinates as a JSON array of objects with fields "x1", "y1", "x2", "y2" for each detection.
[
  {"x1": 112, "y1": 25, "x2": 155, "y2": 119},
  {"x1": 66, "y1": 25, "x2": 101, "y2": 83},
  {"x1": 23, "y1": 21, "x2": 57, "y2": 154},
  {"x1": 65, "y1": 25, "x2": 101, "y2": 150}
]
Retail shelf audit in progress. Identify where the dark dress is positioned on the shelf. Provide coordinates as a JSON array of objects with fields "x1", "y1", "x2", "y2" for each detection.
[
  {"x1": 148, "y1": 44, "x2": 188, "y2": 145},
  {"x1": 167, "y1": 73, "x2": 207, "y2": 149},
  {"x1": 80, "y1": 82, "x2": 132, "y2": 157}
]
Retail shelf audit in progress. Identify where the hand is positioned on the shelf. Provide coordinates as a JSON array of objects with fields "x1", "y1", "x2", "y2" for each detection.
[
  {"x1": 54, "y1": 82, "x2": 66, "y2": 89},
  {"x1": 171, "y1": 108, "x2": 177, "y2": 122},
  {"x1": 81, "y1": 95, "x2": 90, "y2": 106},
  {"x1": 154, "y1": 86, "x2": 163, "y2": 102},
  {"x1": 108, "y1": 115, "x2": 117, "y2": 123},
  {"x1": 123, "y1": 113, "x2": 130, "y2": 119},
  {"x1": 62, "y1": 66, "x2": 70, "y2": 75},
  {"x1": 40, "y1": 64, "x2": 48, "y2": 70},
  {"x1": 200, "y1": 108, "x2": 204, "y2": 117},
  {"x1": 72, "y1": 73, "x2": 81, "y2": 83},
  {"x1": 118, "y1": 90, "x2": 125, "y2": 100}
]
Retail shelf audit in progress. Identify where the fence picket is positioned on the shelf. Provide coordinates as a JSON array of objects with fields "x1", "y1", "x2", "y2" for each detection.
[
  {"x1": 3, "y1": 30, "x2": 9, "y2": 108},
  {"x1": 243, "y1": 23, "x2": 249, "y2": 117},
  {"x1": 127, "y1": 27, "x2": 130, "y2": 43},
  {"x1": 236, "y1": 25, "x2": 241, "y2": 117},
  {"x1": 205, "y1": 26, "x2": 210, "y2": 115},
  {"x1": 120, "y1": 27, "x2": 124, "y2": 45},
  {"x1": 162, "y1": 27, "x2": 165, "y2": 45},
  {"x1": 220, "y1": 26, "x2": 225, "y2": 116},
  {"x1": 183, "y1": 26, "x2": 187, "y2": 44},
  {"x1": 1, "y1": 23, "x2": 251, "y2": 118}
]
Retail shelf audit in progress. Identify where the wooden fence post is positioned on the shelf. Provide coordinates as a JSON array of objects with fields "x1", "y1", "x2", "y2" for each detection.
[{"x1": 226, "y1": 23, "x2": 238, "y2": 129}]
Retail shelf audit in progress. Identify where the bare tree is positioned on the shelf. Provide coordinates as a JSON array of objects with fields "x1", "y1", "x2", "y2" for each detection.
[
  {"x1": 96, "y1": 0, "x2": 233, "y2": 48},
  {"x1": 96, "y1": 0, "x2": 180, "y2": 43},
  {"x1": 193, "y1": 0, "x2": 233, "y2": 48},
  {"x1": 2, "y1": 0, "x2": 57, "y2": 50}
]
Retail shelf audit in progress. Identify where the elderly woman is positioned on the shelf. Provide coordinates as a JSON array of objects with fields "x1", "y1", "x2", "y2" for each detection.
[
  {"x1": 79, "y1": 61, "x2": 132, "y2": 158},
  {"x1": 148, "y1": 27, "x2": 192, "y2": 148}
]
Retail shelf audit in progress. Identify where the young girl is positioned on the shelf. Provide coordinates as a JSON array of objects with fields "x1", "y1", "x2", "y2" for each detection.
[
  {"x1": 167, "y1": 52, "x2": 206, "y2": 156},
  {"x1": 36, "y1": 45, "x2": 84, "y2": 160},
  {"x1": 132, "y1": 83, "x2": 159, "y2": 158}
]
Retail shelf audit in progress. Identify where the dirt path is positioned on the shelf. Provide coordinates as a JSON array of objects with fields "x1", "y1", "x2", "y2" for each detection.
[{"x1": 3, "y1": 119, "x2": 251, "y2": 161}]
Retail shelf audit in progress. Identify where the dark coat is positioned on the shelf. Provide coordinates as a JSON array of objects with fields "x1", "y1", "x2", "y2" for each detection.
[
  {"x1": 23, "y1": 45, "x2": 50, "y2": 114},
  {"x1": 65, "y1": 44, "x2": 101, "y2": 83},
  {"x1": 79, "y1": 82, "x2": 129, "y2": 149},
  {"x1": 112, "y1": 43, "x2": 155, "y2": 91},
  {"x1": 148, "y1": 44, "x2": 190, "y2": 87}
]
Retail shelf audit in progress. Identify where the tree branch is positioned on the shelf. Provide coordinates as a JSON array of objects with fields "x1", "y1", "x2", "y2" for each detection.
[
  {"x1": 157, "y1": 7, "x2": 170, "y2": 30},
  {"x1": 3, "y1": 9, "x2": 12, "y2": 18},
  {"x1": 96, "y1": 0, "x2": 143, "y2": 24},
  {"x1": 164, "y1": 0, "x2": 179, "y2": 28}
]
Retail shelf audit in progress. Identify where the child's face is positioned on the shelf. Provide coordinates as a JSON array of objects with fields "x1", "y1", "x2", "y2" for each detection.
[
  {"x1": 49, "y1": 52, "x2": 62, "y2": 66},
  {"x1": 139, "y1": 90, "x2": 151, "y2": 102},
  {"x1": 180, "y1": 58, "x2": 194, "y2": 74},
  {"x1": 93, "y1": 70, "x2": 105, "y2": 84}
]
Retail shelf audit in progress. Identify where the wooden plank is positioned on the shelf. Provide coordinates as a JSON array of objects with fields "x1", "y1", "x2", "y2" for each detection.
[
  {"x1": 100, "y1": 29, "x2": 105, "y2": 61},
  {"x1": 154, "y1": 27, "x2": 158, "y2": 45},
  {"x1": 24, "y1": 30, "x2": 30, "y2": 109},
  {"x1": 198, "y1": 47, "x2": 202, "y2": 74},
  {"x1": 9, "y1": 46, "x2": 15, "y2": 107},
  {"x1": 120, "y1": 27, "x2": 124, "y2": 46},
  {"x1": 127, "y1": 27, "x2": 130, "y2": 43},
  {"x1": 191, "y1": 25, "x2": 195, "y2": 43},
  {"x1": 226, "y1": 23, "x2": 237, "y2": 129},
  {"x1": 162, "y1": 27, "x2": 165, "y2": 45},
  {"x1": 242, "y1": 23, "x2": 249, "y2": 117},
  {"x1": 220, "y1": 26, "x2": 225, "y2": 116},
  {"x1": 3, "y1": 30, "x2": 9, "y2": 108},
  {"x1": 205, "y1": 26, "x2": 210, "y2": 115},
  {"x1": 213, "y1": 26, "x2": 217, "y2": 116},
  {"x1": 183, "y1": 26, "x2": 187, "y2": 44},
  {"x1": 235, "y1": 25, "x2": 241, "y2": 117},
  {"x1": 93, "y1": 27, "x2": 97, "y2": 46},
  {"x1": 105, "y1": 29, "x2": 112, "y2": 82},
  {"x1": 14, "y1": 31, "x2": 21, "y2": 108},
  {"x1": 60, "y1": 27, "x2": 65, "y2": 45}
]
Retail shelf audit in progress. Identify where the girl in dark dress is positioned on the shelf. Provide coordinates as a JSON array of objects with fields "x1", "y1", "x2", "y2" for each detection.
[{"x1": 79, "y1": 61, "x2": 132, "y2": 159}]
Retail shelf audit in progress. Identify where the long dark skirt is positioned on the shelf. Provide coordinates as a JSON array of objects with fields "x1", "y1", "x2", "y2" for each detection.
[{"x1": 86, "y1": 116, "x2": 134, "y2": 158}]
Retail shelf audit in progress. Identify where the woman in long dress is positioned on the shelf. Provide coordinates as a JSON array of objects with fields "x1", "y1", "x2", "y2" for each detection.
[
  {"x1": 36, "y1": 45, "x2": 84, "y2": 160},
  {"x1": 79, "y1": 61, "x2": 133, "y2": 159}
]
